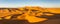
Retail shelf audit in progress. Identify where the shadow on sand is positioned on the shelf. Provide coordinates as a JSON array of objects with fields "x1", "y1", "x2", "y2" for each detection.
[{"x1": 0, "y1": 14, "x2": 60, "y2": 24}]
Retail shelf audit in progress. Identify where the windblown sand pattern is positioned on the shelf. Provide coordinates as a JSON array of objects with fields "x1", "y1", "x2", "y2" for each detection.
[{"x1": 0, "y1": 6, "x2": 60, "y2": 24}]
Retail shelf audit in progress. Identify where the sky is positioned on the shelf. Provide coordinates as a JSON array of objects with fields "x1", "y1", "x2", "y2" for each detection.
[{"x1": 0, "y1": 0, "x2": 60, "y2": 8}]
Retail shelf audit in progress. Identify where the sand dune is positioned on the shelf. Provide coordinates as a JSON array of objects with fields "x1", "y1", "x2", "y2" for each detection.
[{"x1": 0, "y1": 6, "x2": 60, "y2": 23}]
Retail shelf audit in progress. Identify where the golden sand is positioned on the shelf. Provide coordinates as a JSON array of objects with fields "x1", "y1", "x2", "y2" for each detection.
[{"x1": 0, "y1": 6, "x2": 60, "y2": 23}]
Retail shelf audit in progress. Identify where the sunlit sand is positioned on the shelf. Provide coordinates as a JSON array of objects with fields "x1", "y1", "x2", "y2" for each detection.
[{"x1": 0, "y1": 6, "x2": 60, "y2": 23}]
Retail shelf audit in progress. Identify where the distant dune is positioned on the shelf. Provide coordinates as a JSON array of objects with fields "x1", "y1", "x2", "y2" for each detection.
[{"x1": 0, "y1": 6, "x2": 60, "y2": 23}]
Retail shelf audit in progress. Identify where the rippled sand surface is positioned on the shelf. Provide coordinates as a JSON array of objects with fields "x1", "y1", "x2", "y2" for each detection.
[{"x1": 0, "y1": 6, "x2": 60, "y2": 24}]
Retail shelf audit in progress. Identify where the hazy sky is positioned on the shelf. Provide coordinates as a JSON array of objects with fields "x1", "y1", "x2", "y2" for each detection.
[{"x1": 0, "y1": 0, "x2": 60, "y2": 8}]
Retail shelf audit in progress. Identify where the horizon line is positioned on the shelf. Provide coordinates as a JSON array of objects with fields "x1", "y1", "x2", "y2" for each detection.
[{"x1": 0, "y1": 6, "x2": 60, "y2": 8}]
